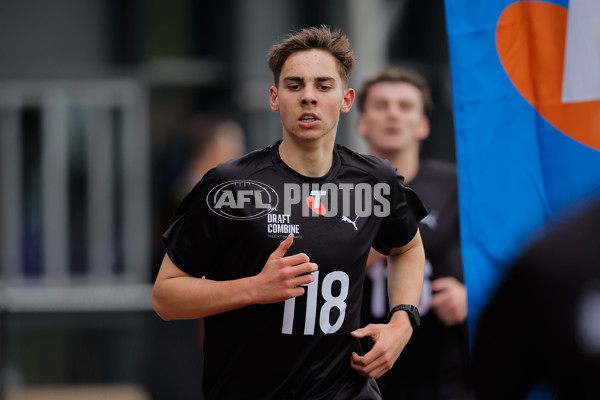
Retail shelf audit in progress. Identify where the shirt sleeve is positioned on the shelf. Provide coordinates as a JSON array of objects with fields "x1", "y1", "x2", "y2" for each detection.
[
  {"x1": 161, "y1": 171, "x2": 222, "y2": 277},
  {"x1": 372, "y1": 170, "x2": 428, "y2": 255}
]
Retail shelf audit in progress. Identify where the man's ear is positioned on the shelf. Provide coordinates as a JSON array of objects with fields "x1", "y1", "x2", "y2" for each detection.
[
  {"x1": 418, "y1": 116, "x2": 430, "y2": 141},
  {"x1": 340, "y1": 88, "x2": 355, "y2": 114},
  {"x1": 269, "y1": 86, "x2": 279, "y2": 111}
]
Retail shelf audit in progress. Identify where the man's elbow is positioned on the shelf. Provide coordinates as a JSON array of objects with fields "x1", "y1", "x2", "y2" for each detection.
[{"x1": 152, "y1": 287, "x2": 174, "y2": 321}]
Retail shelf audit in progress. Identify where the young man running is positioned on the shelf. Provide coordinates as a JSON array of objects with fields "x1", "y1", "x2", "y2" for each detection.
[{"x1": 153, "y1": 26, "x2": 427, "y2": 400}]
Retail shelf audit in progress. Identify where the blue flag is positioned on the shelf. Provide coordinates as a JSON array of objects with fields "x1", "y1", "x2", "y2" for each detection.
[{"x1": 445, "y1": 0, "x2": 600, "y2": 392}]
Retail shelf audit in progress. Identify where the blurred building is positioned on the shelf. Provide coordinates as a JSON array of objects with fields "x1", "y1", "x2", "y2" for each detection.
[{"x1": 0, "y1": 1, "x2": 454, "y2": 399}]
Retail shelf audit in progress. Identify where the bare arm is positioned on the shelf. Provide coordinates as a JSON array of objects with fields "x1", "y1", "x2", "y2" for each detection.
[
  {"x1": 351, "y1": 229, "x2": 425, "y2": 378},
  {"x1": 152, "y1": 233, "x2": 318, "y2": 321},
  {"x1": 386, "y1": 231, "x2": 425, "y2": 308}
]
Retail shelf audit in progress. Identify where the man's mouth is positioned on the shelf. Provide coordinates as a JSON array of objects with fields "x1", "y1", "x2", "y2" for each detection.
[{"x1": 300, "y1": 116, "x2": 317, "y2": 122}]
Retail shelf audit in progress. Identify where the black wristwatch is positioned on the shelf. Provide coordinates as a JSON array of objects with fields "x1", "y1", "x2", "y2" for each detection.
[{"x1": 387, "y1": 304, "x2": 420, "y2": 327}]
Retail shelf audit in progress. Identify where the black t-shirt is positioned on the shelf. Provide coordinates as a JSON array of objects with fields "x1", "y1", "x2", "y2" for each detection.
[
  {"x1": 362, "y1": 159, "x2": 471, "y2": 399},
  {"x1": 162, "y1": 141, "x2": 427, "y2": 400}
]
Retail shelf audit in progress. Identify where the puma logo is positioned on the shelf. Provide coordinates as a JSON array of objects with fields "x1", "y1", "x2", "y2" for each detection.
[{"x1": 341, "y1": 215, "x2": 359, "y2": 231}]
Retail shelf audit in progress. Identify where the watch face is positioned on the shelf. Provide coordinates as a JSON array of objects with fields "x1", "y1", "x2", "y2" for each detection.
[
  {"x1": 412, "y1": 306, "x2": 421, "y2": 326},
  {"x1": 388, "y1": 304, "x2": 421, "y2": 327}
]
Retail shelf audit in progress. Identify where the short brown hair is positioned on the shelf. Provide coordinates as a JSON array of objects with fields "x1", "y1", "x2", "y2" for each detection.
[
  {"x1": 267, "y1": 25, "x2": 356, "y2": 87},
  {"x1": 357, "y1": 67, "x2": 434, "y2": 115}
]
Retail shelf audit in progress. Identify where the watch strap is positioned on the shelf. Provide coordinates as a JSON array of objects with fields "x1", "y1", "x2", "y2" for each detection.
[{"x1": 387, "y1": 304, "x2": 419, "y2": 327}]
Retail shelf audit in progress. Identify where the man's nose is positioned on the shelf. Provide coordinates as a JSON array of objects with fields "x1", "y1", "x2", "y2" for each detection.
[
  {"x1": 301, "y1": 88, "x2": 317, "y2": 105},
  {"x1": 387, "y1": 105, "x2": 402, "y2": 118}
]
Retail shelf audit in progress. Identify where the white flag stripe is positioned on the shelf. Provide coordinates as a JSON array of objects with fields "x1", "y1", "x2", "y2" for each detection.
[{"x1": 562, "y1": 0, "x2": 600, "y2": 103}]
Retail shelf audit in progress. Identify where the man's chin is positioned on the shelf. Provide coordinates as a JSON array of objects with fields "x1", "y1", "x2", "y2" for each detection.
[{"x1": 371, "y1": 141, "x2": 407, "y2": 154}]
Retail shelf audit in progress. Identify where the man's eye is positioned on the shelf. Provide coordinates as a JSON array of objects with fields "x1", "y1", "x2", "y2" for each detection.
[
  {"x1": 320, "y1": 86, "x2": 331, "y2": 91},
  {"x1": 288, "y1": 85, "x2": 300, "y2": 90},
  {"x1": 400, "y1": 101, "x2": 415, "y2": 111}
]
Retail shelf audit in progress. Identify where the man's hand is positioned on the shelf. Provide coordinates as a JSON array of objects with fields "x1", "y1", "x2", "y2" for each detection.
[
  {"x1": 251, "y1": 234, "x2": 318, "y2": 304},
  {"x1": 349, "y1": 317, "x2": 413, "y2": 379},
  {"x1": 428, "y1": 277, "x2": 467, "y2": 326}
]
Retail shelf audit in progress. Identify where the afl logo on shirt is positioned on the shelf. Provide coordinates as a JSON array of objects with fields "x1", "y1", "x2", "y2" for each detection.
[{"x1": 206, "y1": 180, "x2": 278, "y2": 220}]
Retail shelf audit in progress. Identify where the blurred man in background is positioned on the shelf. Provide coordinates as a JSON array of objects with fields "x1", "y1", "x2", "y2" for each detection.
[
  {"x1": 357, "y1": 67, "x2": 472, "y2": 399},
  {"x1": 473, "y1": 196, "x2": 600, "y2": 399},
  {"x1": 153, "y1": 114, "x2": 246, "y2": 278},
  {"x1": 169, "y1": 114, "x2": 246, "y2": 203},
  {"x1": 148, "y1": 114, "x2": 246, "y2": 400}
]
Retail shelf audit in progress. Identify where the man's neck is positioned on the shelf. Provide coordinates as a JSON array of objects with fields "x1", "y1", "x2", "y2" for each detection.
[
  {"x1": 279, "y1": 137, "x2": 335, "y2": 178},
  {"x1": 370, "y1": 146, "x2": 420, "y2": 184}
]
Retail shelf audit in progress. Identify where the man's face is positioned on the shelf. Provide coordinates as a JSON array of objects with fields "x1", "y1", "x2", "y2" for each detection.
[
  {"x1": 357, "y1": 81, "x2": 429, "y2": 154},
  {"x1": 269, "y1": 49, "x2": 354, "y2": 143}
]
